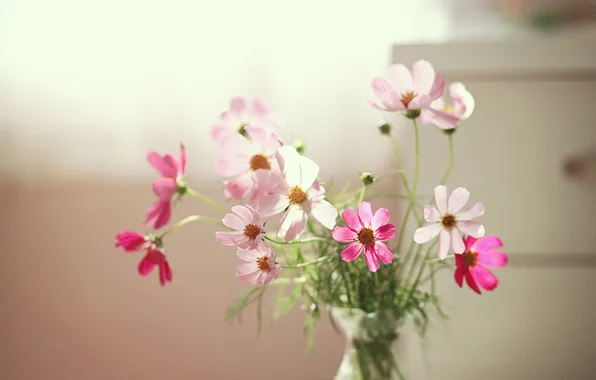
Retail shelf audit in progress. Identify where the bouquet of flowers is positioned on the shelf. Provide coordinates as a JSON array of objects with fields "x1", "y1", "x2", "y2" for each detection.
[{"x1": 115, "y1": 59, "x2": 508, "y2": 380}]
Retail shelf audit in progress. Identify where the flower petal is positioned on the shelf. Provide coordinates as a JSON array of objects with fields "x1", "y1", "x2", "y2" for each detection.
[
  {"x1": 224, "y1": 172, "x2": 254, "y2": 200},
  {"x1": 414, "y1": 223, "x2": 441, "y2": 244},
  {"x1": 457, "y1": 221, "x2": 486, "y2": 238},
  {"x1": 374, "y1": 241, "x2": 394, "y2": 265},
  {"x1": 144, "y1": 201, "x2": 171, "y2": 230},
  {"x1": 363, "y1": 245, "x2": 381, "y2": 272},
  {"x1": 179, "y1": 143, "x2": 187, "y2": 175},
  {"x1": 464, "y1": 235, "x2": 478, "y2": 250},
  {"x1": 424, "y1": 205, "x2": 442, "y2": 222},
  {"x1": 138, "y1": 253, "x2": 156, "y2": 276},
  {"x1": 465, "y1": 272, "x2": 482, "y2": 294},
  {"x1": 152, "y1": 177, "x2": 176, "y2": 201},
  {"x1": 231, "y1": 205, "x2": 255, "y2": 225},
  {"x1": 428, "y1": 73, "x2": 445, "y2": 100},
  {"x1": 370, "y1": 78, "x2": 403, "y2": 111},
  {"x1": 310, "y1": 199, "x2": 337, "y2": 230},
  {"x1": 454, "y1": 265, "x2": 465, "y2": 287},
  {"x1": 332, "y1": 226, "x2": 358, "y2": 242},
  {"x1": 412, "y1": 60, "x2": 435, "y2": 94},
  {"x1": 341, "y1": 242, "x2": 363, "y2": 262},
  {"x1": 451, "y1": 228, "x2": 466, "y2": 254},
  {"x1": 229, "y1": 96, "x2": 247, "y2": 117},
  {"x1": 159, "y1": 261, "x2": 172, "y2": 286},
  {"x1": 437, "y1": 229, "x2": 451, "y2": 259},
  {"x1": 298, "y1": 155, "x2": 320, "y2": 190},
  {"x1": 277, "y1": 146, "x2": 302, "y2": 187},
  {"x1": 253, "y1": 169, "x2": 287, "y2": 193},
  {"x1": 387, "y1": 64, "x2": 413, "y2": 94},
  {"x1": 375, "y1": 224, "x2": 396, "y2": 241},
  {"x1": 215, "y1": 231, "x2": 246, "y2": 246},
  {"x1": 342, "y1": 208, "x2": 362, "y2": 230},
  {"x1": 474, "y1": 235, "x2": 503, "y2": 252},
  {"x1": 477, "y1": 250, "x2": 508, "y2": 269},
  {"x1": 448, "y1": 187, "x2": 470, "y2": 214},
  {"x1": 372, "y1": 208, "x2": 391, "y2": 229},
  {"x1": 115, "y1": 232, "x2": 146, "y2": 252},
  {"x1": 357, "y1": 202, "x2": 374, "y2": 226},
  {"x1": 237, "y1": 248, "x2": 262, "y2": 262},
  {"x1": 456, "y1": 202, "x2": 485, "y2": 220},
  {"x1": 424, "y1": 108, "x2": 460, "y2": 130},
  {"x1": 470, "y1": 266, "x2": 499, "y2": 291},
  {"x1": 434, "y1": 185, "x2": 448, "y2": 214},
  {"x1": 278, "y1": 206, "x2": 307, "y2": 242},
  {"x1": 222, "y1": 213, "x2": 245, "y2": 231},
  {"x1": 251, "y1": 98, "x2": 269, "y2": 116},
  {"x1": 147, "y1": 152, "x2": 177, "y2": 178}
]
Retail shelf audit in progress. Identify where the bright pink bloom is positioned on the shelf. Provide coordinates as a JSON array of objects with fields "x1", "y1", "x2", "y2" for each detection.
[
  {"x1": 216, "y1": 205, "x2": 266, "y2": 250},
  {"x1": 414, "y1": 185, "x2": 485, "y2": 259},
  {"x1": 254, "y1": 146, "x2": 338, "y2": 241},
  {"x1": 138, "y1": 247, "x2": 173, "y2": 287},
  {"x1": 144, "y1": 143, "x2": 187, "y2": 230},
  {"x1": 419, "y1": 82, "x2": 475, "y2": 130},
  {"x1": 211, "y1": 97, "x2": 283, "y2": 143},
  {"x1": 115, "y1": 232, "x2": 149, "y2": 252},
  {"x1": 332, "y1": 202, "x2": 396, "y2": 272},
  {"x1": 236, "y1": 242, "x2": 281, "y2": 285},
  {"x1": 455, "y1": 235, "x2": 508, "y2": 294},
  {"x1": 215, "y1": 126, "x2": 283, "y2": 200},
  {"x1": 369, "y1": 60, "x2": 445, "y2": 113}
]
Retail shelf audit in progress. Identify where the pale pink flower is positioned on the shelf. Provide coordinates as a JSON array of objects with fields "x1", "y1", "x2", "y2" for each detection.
[
  {"x1": 419, "y1": 82, "x2": 475, "y2": 130},
  {"x1": 369, "y1": 60, "x2": 445, "y2": 113},
  {"x1": 332, "y1": 202, "x2": 396, "y2": 272},
  {"x1": 215, "y1": 126, "x2": 283, "y2": 200},
  {"x1": 455, "y1": 235, "x2": 508, "y2": 295},
  {"x1": 144, "y1": 143, "x2": 187, "y2": 230},
  {"x1": 236, "y1": 242, "x2": 281, "y2": 285},
  {"x1": 115, "y1": 231, "x2": 149, "y2": 252},
  {"x1": 138, "y1": 247, "x2": 173, "y2": 287},
  {"x1": 253, "y1": 146, "x2": 338, "y2": 241},
  {"x1": 216, "y1": 205, "x2": 266, "y2": 250},
  {"x1": 414, "y1": 185, "x2": 485, "y2": 259},
  {"x1": 210, "y1": 97, "x2": 283, "y2": 143}
]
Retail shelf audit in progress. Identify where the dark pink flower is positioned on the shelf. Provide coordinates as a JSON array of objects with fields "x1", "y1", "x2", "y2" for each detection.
[
  {"x1": 115, "y1": 232, "x2": 149, "y2": 252},
  {"x1": 144, "y1": 143, "x2": 187, "y2": 230},
  {"x1": 455, "y1": 235, "x2": 508, "y2": 295},
  {"x1": 332, "y1": 202, "x2": 396, "y2": 272},
  {"x1": 138, "y1": 247, "x2": 173, "y2": 287}
]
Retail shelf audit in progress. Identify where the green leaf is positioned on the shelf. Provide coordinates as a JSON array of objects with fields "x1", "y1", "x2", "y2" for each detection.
[
  {"x1": 256, "y1": 287, "x2": 267, "y2": 337},
  {"x1": 303, "y1": 305, "x2": 320, "y2": 354},
  {"x1": 272, "y1": 283, "x2": 302, "y2": 322},
  {"x1": 225, "y1": 286, "x2": 263, "y2": 323}
]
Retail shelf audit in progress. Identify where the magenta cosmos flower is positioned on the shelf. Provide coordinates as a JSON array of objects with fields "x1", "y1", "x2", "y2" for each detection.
[
  {"x1": 419, "y1": 82, "x2": 475, "y2": 130},
  {"x1": 414, "y1": 185, "x2": 485, "y2": 259},
  {"x1": 115, "y1": 232, "x2": 172, "y2": 286},
  {"x1": 332, "y1": 202, "x2": 396, "y2": 272},
  {"x1": 216, "y1": 205, "x2": 266, "y2": 250},
  {"x1": 211, "y1": 97, "x2": 283, "y2": 144},
  {"x1": 455, "y1": 235, "x2": 508, "y2": 294},
  {"x1": 236, "y1": 242, "x2": 281, "y2": 285},
  {"x1": 144, "y1": 143, "x2": 187, "y2": 230},
  {"x1": 369, "y1": 60, "x2": 445, "y2": 114},
  {"x1": 254, "y1": 146, "x2": 337, "y2": 241},
  {"x1": 215, "y1": 125, "x2": 283, "y2": 200}
]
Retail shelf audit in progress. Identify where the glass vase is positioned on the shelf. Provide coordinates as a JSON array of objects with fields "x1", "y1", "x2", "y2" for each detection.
[{"x1": 330, "y1": 307, "x2": 407, "y2": 380}]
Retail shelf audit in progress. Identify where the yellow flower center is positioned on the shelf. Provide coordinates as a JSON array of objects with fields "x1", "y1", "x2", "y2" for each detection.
[
  {"x1": 462, "y1": 249, "x2": 478, "y2": 267},
  {"x1": 400, "y1": 91, "x2": 417, "y2": 108},
  {"x1": 441, "y1": 213, "x2": 457, "y2": 230},
  {"x1": 243, "y1": 224, "x2": 263, "y2": 240},
  {"x1": 257, "y1": 256, "x2": 271, "y2": 272},
  {"x1": 249, "y1": 154, "x2": 270, "y2": 171},
  {"x1": 443, "y1": 104, "x2": 455, "y2": 113},
  {"x1": 357, "y1": 227, "x2": 376, "y2": 246},
  {"x1": 288, "y1": 186, "x2": 307, "y2": 205}
]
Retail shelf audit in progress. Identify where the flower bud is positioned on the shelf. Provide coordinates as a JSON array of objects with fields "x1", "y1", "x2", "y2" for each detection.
[
  {"x1": 443, "y1": 127, "x2": 457, "y2": 136},
  {"x1": 405, "y1": 109, "x2": 421, "y2": 119},
  {"x1": 294, "y1": 140, "x2": 306, "y2": 154},
  {"x1": 378, "y1": 123, "x2": 392, "y2": 135},
  {"x1": 360, "y1": 172, "x2": 375, "y2": 186}
]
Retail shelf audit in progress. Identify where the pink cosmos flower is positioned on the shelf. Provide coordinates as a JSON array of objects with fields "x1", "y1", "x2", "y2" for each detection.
[
  {"x1": 253, "y1": 146, "x2": 338, "y2": 241},
  {"x1": 236, "y1": 241, "x2": 281, "y2": 285},
  {"x1": 115, "y1": 231, "x2": 149, "y2": 252},
  {"x1": 419, "y1": 82, "x2": 475, "y2": 130},
  {"x1": 144, "y1": 143, "x2": 187, "y2": 230},
  {"x1": 414, "y1": 185, "x2": 485, "y2": 259},
  {"x1": 216, "y1": 205, "x2": 266, "y2": 250},
  {"x1": 211, "y1": 97, "x2": 283, "y2": 143},
  {"x1": 138, "y1": 247, "x2": 173, "y2": 287},
  {"x1": 455, "y1": 235, "x2": 508, "y2": 294},
  {"x1": 215, "y1": 125, "x2": 283, "y2": 200},
  {"x1": 332, "y1": 202, "x2": 396, "y2": 272},
  {"x1": 369, "y1": 60, "x2": 445, "y2": 113}
]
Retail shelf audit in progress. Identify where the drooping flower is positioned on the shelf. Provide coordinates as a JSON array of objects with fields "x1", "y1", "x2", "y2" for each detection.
[
  {"x1": 253, "y1": 146, "x2": 338, "y2": 241},
  {"x1": 332, "y1": 202, "x2": 396, "y2": 272},
  {"x1": 455, "y1": 235, "x2": 508, "y2": 294},
  {"x1": 369, "y1": 60, "x2": 445, "y2": 116},
  {"x1": 419, "y1": 82, "x2": 475, "y2": 130},
  {"x1": 115, "y1": 231, "x2": 149, "y2": 252},
  {"x1": 216, "y1": 205, "x2": 266, "y2": 250},
  {"x1": 236, "y1": 241, "x2": 281, "y2": 285},
  {"x1": 138, "y1": 247, "x2": 173, "y2": 287},
  {"x1": 215, "y1": 125, "x2": 283, "y2": 200},
  {"x1": 210, "y1": 97, "x2": 283, "y2": 143},
  {"x1": 414, "y1": 185, "x2": 485, "y2": 259},
  {"x1": 144, "y1": 143, "x2": 187, "y2": 230}
]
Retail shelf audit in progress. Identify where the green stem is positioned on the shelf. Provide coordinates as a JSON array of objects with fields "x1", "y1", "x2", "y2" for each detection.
[
  {"x1": 357, "y1": 186, "x2": 366, "y2": 204},
  {"x1": 159, "y1": 215, "x2": 223, "y2": 238},
  {"x1": 280, "y1": 256, "x2": 331, "y2": 269},
  {"x1": 440, "y1": 134, "x2": 455, "y2": 185},
  {"x1": 264, "y1": 236, "x2": 327, "y2": 245},
  {"x1": 185, "y1": 187, "x2": 226, "y2": 216},
  {"x1": 403, "y1": 239, "x2": 438, "y2": 307}
]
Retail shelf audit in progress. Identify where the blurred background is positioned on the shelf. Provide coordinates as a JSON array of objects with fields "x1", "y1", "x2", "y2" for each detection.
[{"x1": 1, "y1": 0, "x2": 596, "y2": 379}]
